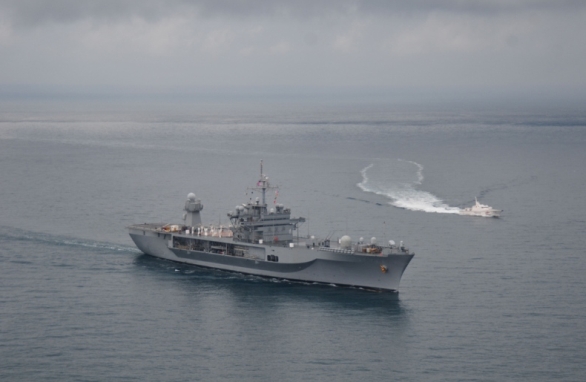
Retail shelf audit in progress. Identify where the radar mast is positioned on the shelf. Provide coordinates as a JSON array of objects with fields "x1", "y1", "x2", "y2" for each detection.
[{"x1": 250, "y1": 159, "x2": 278, "y2": 207}]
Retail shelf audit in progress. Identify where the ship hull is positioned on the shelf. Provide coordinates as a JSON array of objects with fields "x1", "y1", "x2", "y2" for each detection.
[
  {"x1": 459, "y1": 210, "x2": 500, "y2": 218},
  {"x1": 129, "y1": 229, "x2": 413, "y2": 292}
]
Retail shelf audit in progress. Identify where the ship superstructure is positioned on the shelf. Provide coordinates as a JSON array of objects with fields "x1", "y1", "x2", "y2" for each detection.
[
  {"x1": 228, "y1": 162, "x2": 305, "y2": 245},
  {"x1": 127, "y1": 162, "x2": 414, "y2": 292}
]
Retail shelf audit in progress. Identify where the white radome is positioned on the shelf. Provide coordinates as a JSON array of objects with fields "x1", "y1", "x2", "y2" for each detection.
[{"x1": 340, "y1": 235, "x2": 352, "y2": 249}]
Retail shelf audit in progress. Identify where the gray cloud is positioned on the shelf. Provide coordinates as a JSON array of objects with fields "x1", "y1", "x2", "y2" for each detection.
[
  {"x1": 1, "y1": 0, "x2": 174, "y2": 26},
  {"x1": 2, "y1": 0, "x2": 585, "y2": 27},
  {"x1": 1, "y1": 0, "x2": 585, "y2": 98}
]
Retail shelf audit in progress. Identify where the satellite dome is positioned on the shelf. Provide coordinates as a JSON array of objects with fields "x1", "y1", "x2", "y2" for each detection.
[
  {"x1": 187, "y1": 193, "x2": 196, "y2": 201},
  {"x1": 370, "y1": 237, "x2": 377, "y2": 245},
  {"x1": 340, "y1": 235, "x2": 352, "y2": 249}
]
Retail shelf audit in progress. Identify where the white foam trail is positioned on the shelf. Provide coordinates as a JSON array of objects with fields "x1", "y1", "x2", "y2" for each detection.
[
  {"x1": 390, "y1": 189, "x2": 461, "y2": 214},
  {"x1": 357, "y1": 162, "x2": 461, "y2": 214},
  {"x1": 358, "y1": 164, "x2": 374, "y2": 191},
  {"x1": 399, "y1": 159, "x2": 424, "y2": 185}
]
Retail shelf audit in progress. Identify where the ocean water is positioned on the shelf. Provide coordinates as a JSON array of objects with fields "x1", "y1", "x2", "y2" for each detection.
[{"x1": 1, "y1": 97, "x2": 586, "y2": 381}]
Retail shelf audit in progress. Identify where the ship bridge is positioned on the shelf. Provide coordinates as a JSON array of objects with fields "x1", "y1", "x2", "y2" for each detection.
[{"x1": 227, "y1": 161, "x2": 305, "y2": 244}]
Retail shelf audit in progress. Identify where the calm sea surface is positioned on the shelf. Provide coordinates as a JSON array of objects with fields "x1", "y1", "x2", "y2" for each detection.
[{"x1": 1, "y1": 98, "x2": 585, "y2": 381}]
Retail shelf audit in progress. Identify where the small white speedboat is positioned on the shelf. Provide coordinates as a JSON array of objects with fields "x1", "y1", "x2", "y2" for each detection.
[{"x1": 460, "y1": 198, "x2": 502, "y2": 218}]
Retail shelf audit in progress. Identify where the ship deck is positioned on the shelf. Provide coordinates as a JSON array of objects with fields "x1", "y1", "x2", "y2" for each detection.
[{"x1": 128, "y1": 223, "x2": 412, "y2": 256}]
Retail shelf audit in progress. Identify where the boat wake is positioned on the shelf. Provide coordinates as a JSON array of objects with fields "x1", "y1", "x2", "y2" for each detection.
[
  {"x1": 357, "y1": 161, "x2": 461, "y2": 214},
  {"x1": 0, "y1": 225, "x2": 141, "y2": 254}
]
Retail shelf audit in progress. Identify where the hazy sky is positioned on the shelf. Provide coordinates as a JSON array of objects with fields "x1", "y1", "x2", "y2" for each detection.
[{"x1": 1, "y1": 0, "x2": 585, "y2": 97}]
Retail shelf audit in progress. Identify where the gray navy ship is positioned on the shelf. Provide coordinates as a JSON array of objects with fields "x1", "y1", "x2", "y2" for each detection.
[{"x1": 128, "y1": 162, "x2": 414, "y2": 292}]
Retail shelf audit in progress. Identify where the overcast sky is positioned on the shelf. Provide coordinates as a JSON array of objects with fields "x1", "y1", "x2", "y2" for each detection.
[{"x1": 1, "y1": 0, "x2": 585, "y2": 98}]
